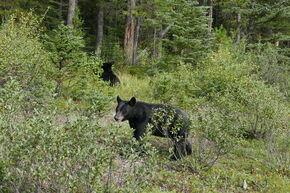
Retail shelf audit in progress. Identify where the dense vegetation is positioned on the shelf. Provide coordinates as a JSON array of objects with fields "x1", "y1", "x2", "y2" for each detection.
[{"x1": 0, "y1": 0, "x2": 289, "y2": 192}]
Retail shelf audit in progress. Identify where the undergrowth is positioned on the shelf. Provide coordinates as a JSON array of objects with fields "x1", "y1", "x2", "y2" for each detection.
[{"x1": 0, "y1": 12, "x2": 289, "y2": 193}]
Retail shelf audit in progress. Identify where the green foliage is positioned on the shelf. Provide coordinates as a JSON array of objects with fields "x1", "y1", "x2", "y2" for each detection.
[
  {"x1": 265, "y1": 132, "x2": 290, "y2": 175},
  {"x1": 163, "y1": 0, "x2": 214, "y2": 64},
  {"x1": 102, "y1": 124, "x2": 159, "y2": 192},
  {"x1": 0, "y1": 108, "x2": 109, "y2": 191},
  {"x1": 151, "y1": 43, "x2": 288, "y2": 170},
  {"x1": 248, "y1": 43, "x2": 289, "y2": 97},
  {"x1": 0, "y1": 2, "x2": 289, "y2": 192},
  {"x1": 217, "y1": 0, "x2": 290, "y2": 43},
  {"x1": 101, "y1": 35, "x2": 124, "y2": 63},
  {"x1": 0, "y1": 12, "x2": 55, "y2": 106},
  {"x1": 43, "y1": 23, "x2": 86, "y2": 76},
  {"x1": 192, "y1": 105, "x2": 241, "y2": 171},
  {"x1": 43, "y1": 23, "x2": 114, "y2": 112},
  {"x1": 152, "y1": 43, "x2": 288, "y2": 135},
  {"x1": 142, "y1": 0, "x2": 214, "y2": 68}
]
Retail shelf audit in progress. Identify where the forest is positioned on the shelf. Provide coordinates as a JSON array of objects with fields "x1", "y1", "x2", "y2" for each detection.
[{"x1": 0, "y1": 0, "x2": 289, "y2": 192}]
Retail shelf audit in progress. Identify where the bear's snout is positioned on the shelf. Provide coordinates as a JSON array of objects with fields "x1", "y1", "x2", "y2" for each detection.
[{"x1": 114, "y1": 114, "x2": 124, "y2": 122}]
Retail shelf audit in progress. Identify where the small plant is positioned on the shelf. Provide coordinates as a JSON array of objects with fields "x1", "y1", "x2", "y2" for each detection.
[
  {"x1": 191, "y1": 104, "x2": 241, "y2": 171},
  {"x1": 265, "y1": 132, "x2": 290, "y2": 175}
]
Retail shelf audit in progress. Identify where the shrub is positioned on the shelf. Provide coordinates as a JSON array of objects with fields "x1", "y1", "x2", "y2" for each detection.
[
  {"x1": 0, "y1": 12, "x2": 55, "y2": 106},
  {"x1": 248, "y1": 43, "x2": 289, "y2": 98},
  {"x1": 43, "y1": 23, "x2": 87, "y2": 97},
  {"x1": 0, "y1": 107, "x2": 110, "y2": 192},
  {"x1": 191, "y1": 104, "x2": 241, "y2": 171},
  {"x1": 43, "y1": 24, "x2": 114, "y2": 113},
  {"x1": 151, "y1": 43, "x2": 289, "y2": 170},
  {"x1": 265, "y1": 131, "x2": 290, "y2": 175},
  {"x1": 152, "y1": 44, "x2": 288, "y2": 139}
]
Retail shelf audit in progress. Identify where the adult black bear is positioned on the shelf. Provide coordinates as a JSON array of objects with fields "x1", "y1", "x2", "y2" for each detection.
[
  {"x1": 101, "y1": 62, "x2": 120, "y2": 86},
  {"x1": 114, "y1": 96, "x2": 192, "y2": 160}
]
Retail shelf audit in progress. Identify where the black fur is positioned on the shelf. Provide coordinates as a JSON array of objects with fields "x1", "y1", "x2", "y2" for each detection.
[
  {"x1": 101, "y1": 62, "x2": 120, "y2": 86},
  {"x1": 114, "y1": 96, "x2": 192, "y2": 160}
]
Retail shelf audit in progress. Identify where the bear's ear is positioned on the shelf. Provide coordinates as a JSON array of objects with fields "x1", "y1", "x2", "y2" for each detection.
[
  {"x1": 128, "y1": 97, "x2": 136, "y2": 106},
  {"x1": 117, "y1": 96, "x2": 122, "y2": 103},
  {"x1": 108, "y1": 62, "x2": 113, "y2": 68}
]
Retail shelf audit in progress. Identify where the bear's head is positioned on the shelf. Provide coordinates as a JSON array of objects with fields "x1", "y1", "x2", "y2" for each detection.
[
  {"x1": 102, "y1": 62, "x2": 114, "y2": 71},
  {"x1": 114, "y1": 96, "x2": 136, "y2": 122}
]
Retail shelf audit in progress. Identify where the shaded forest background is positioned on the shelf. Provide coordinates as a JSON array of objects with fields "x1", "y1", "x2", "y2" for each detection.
[{"x1": 0, "y1": 0, "x2": 289, "y2": 192}]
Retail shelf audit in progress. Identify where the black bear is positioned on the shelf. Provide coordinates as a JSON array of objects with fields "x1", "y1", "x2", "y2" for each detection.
[
  {"x1": 101, "y1": 62, "x2": 120, "y2": 86},
  {"x1": 114, "y1": 96, "x2": 192, "y2": 160}
]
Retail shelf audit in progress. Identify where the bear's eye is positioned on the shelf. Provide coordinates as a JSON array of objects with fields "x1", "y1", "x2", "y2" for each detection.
[{"x1": 120, "y1": 105, "x2": 127, "y2": 114}]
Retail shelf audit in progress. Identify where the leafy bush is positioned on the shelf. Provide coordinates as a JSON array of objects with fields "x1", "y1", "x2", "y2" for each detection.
[
  {"x1": 152, "y1": 44, "x2": 288, "y2": 138},
  {"x1": 43, "y1": 24, "x2": 115, "y2": 113},
  {"x1": 151, "y1": 43, "x2": 289, "y2": 170},
  {"x1": 0, "y1": 104, "x2": 110, "y2": 191},
  {"x1": 191, "y1": 104, "x2": 241, "y2": 171},
  {"x1": 264, "y1": 131, "x2": 290, "y2": 175},
  {"x1": 0, "y1": 12, "x2": 55, "y2": 106},
  {"x1": 248, "y1": 43, "x2": 289, "y2": 98},
  {"x1": 102, "y1": 124, "x2": 159, "y2": 192},
  {"x1": 43, "y1": 23, "x2": 87, "y2": 97}
]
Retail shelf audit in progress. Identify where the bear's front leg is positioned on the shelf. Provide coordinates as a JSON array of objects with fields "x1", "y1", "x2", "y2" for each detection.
[{"x1": 132, "y1": 121, "x2": 147, "y2": 141}]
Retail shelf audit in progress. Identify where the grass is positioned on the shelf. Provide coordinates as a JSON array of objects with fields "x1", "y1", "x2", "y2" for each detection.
[{"x1": 115, "y1": 73, "x2": 158, "y2": 103}]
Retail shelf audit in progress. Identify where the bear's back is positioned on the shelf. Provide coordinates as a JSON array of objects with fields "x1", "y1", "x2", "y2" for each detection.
[{"x1": 131, "y1": 102, "x2": 189, "y2": 137}]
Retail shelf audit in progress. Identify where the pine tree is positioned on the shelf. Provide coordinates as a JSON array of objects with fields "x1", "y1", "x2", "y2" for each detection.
[{"x1": 143, "y1": 0, "x2": 214, "y2": 65}]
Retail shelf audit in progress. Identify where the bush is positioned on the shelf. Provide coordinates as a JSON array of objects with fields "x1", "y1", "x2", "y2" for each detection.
[
  {"x1": 265, "y1": 132, "x2": 290, "y2": 175},
  {"x1": 0, "y1": 12, "x2": 55, "y2": 106},
  {"x1": 151, "y1": 43, "x2": 289, "y2": 170},
  {"x1": 248, "y1": 43, "x2": 289, "y2": 98},
  {"x1": 152, "y1": 44, "x2": 288, "y2": 139},
  {"x1": 191, "y1": 104, "x2": 241, "y2": 171},
  {"x1": 0, "y1": 106, "x2": 110, "y2": 192},
  {"x1": 43, "y1": 24, "x2": 114, "y2": 113}
]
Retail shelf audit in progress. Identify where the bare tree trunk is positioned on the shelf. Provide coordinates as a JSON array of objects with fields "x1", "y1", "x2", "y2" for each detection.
[
  {"x1": 155, "y1": 24, "x2": 173, "y2": 58},
  {"x1": 208, "y1": 0, "x2": 213, "y2": 33},
  {"x1": 95, "y1": 5, "x2": 104, "y2": 55},
  {"x1": 67, "y1": 0, "x2": 77, "y2": 28},
  {"x1": 133, "y1": 17, "x2": 140, "y2": 65},
  {"x1": 153, "y1": 27, "x2": 157, "y2": 57},
  {"x1": 124, "y1": 0, "x2": 136, "y2": 65},
  {"x1": 236, "y1": 11, "x2": 241, "y2": 44}
]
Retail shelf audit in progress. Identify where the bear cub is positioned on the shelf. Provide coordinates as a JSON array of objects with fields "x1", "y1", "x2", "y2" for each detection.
[
  {"x1": 101, "y1": 62, "x2": 120, "y2": 86},
  {"x1": 114, "y1": 96, "x2": 192, "y2": 160}
]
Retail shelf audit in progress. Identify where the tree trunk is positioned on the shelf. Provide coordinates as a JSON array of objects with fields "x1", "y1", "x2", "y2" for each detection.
[
  {"x1": 208, "y1": 0, "x2": 213, "y2": 33},
  {"x1": 153, "y1": 27, "x2": 157, "y2": 57},
  {"x1": 95, "y1": 5, "x2": 104, "y2": 55},
  {"x1": 67, "y1": 0, "x2": 77, "y2": 28},
  {"x1": 133, "y1": 17, "x2": 140, "y2": 65},
  {"x1": 124, "y1": 0, "x2": 136, "y2": 65},
  {"x1": 236, "y1": 11, "x2": 241, "y2": 44},
  {"x1": 155, "y1": 24, "x2": 173, "y2": 58}
]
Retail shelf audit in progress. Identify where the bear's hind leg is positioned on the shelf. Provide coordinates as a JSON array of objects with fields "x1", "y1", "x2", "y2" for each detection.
[
  {"x1": 185, "y1": 139, "x2": 193, "y2": 155},
  {"x1": 171, "y1": 140, "x2": 189, "y2": 160}
]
